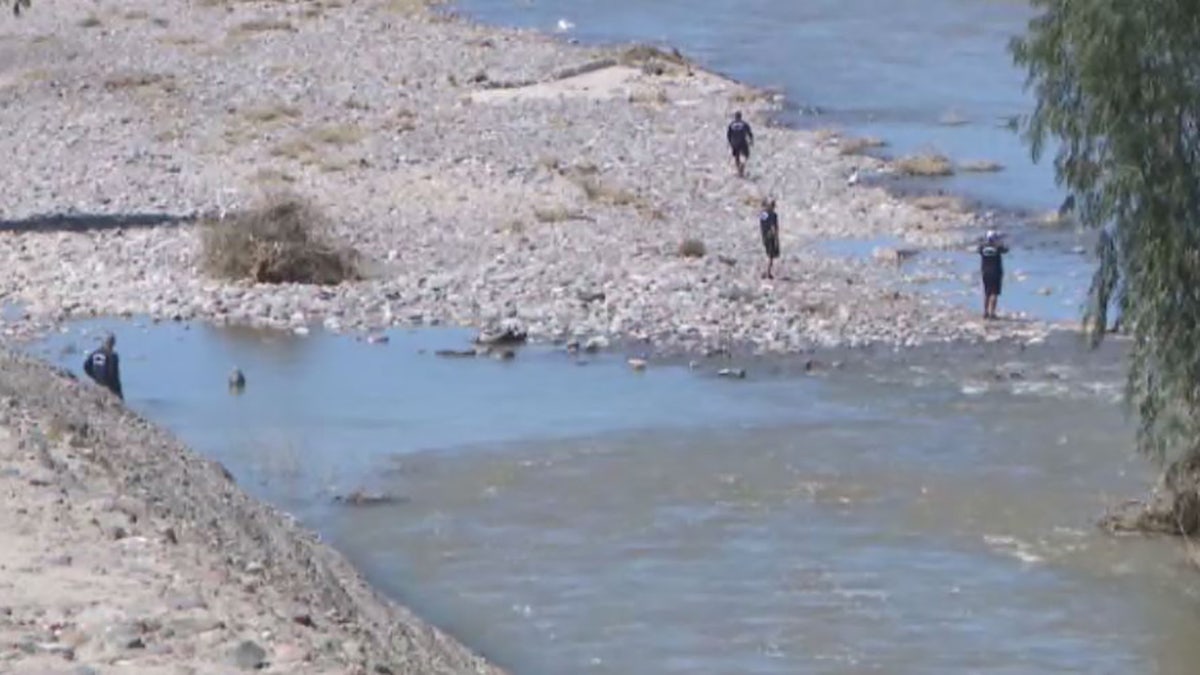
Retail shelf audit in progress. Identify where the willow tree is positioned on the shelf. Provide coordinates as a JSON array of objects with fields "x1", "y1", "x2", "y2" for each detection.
[{"x1": 1012, "y1": 1, "x2": 1200, "y2": 534}]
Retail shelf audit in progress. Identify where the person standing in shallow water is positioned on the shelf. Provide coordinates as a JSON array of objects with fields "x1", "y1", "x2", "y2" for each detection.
[
  {"x1": 759, "y1": 198, "x2": 780, "y2": 279},
  {"x1": 978, "y1": 230, "x2": 1009, "y2": 320},
  {"x1": 83, "y1": 333, "x2": 124, "y2": 400},
  {"x1": 727, "y1": 111, "x2": 754, "y2": 178}
]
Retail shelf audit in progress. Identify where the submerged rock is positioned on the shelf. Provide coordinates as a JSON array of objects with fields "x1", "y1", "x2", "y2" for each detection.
[
  {"x1": 332, "y1": 490, "x2": 405, "y2": 507},
  {"x1": 434, "y1": 349, "x2": 478, "y2": 358},
  {"x1": 474, "y1": 319, "x2": 527, "y2": 346}
]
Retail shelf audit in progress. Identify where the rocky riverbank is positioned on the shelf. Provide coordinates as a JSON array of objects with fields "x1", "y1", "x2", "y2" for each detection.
[
  {"x1": 0, "y1": 0, "x2": 1064, "y2": 354},
  {"x1": 0, "y1": 347, "x2": 502, "y2": 674}
]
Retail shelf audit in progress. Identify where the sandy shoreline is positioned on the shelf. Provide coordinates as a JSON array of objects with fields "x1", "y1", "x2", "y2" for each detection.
[
  {"x1": 0, "y1": 346, "x2": 503, "y2": 674},
  {"x1": 0, "y1": 0, "x2": 1070, "y2": 355}
]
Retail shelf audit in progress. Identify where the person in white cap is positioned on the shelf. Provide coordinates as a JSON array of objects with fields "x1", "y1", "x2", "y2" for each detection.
[{"x1": 977, "y1": 230, "x2": 1009, "y2": 319}]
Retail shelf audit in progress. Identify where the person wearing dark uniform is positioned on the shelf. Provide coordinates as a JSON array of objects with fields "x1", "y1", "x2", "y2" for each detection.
[
  {"x1": 759, "y1": 198, "x2": 780, "y2": 279},
  {"x1": 727, "y1": 111, "x2": 754, "y2": 178},
  {"x1": 978, "y1": 230, "x2": 1009, "y2": 320},
  {"x1": 83, "y1": 333, "x2": 124, "y2": 400}
]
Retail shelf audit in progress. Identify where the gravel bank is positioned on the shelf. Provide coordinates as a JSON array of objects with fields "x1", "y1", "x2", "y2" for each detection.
[
  {"x1": 0, "y1": 0, "x2": 1064, "y2": 353},
  {"x1": 0, "y1": 347, "x2": 502, "y2": 674}
]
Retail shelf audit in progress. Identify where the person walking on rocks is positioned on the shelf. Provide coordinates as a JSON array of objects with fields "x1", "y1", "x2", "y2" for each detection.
[
  {"x1": 83, "y1": 333, "x2": 124, "y2": 400},
  {"x1": 978, "y1": 230, "x2": 1009, "y2": 320},
  {"x1": 727, "y1": 111, "x2": 754, "y2": 178},
  {"x1": 759, "y1": 198, "x2": 780, "y2": 279}
]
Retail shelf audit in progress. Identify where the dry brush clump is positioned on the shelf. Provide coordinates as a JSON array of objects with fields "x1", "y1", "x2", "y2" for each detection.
[
  {"x1": 893, "y1": 153, "x2": 954, "y2": 177},
  {"x1": 103, "y1": 71, "x2": 178, "y2": 93},
  {"x1": 838, "y1": 136, "x2": 887, "y2": 156},
  {"x1": 242, "y1": 102, "x2": 302, "y2": 124},
  {"x1": 959, "y1": 159, "x2": 1004, "y2": 173},
  {"x1": 678, "y1": 238, "x2": 707, "y2": 258},
  {"x1": 234, "y1": 18, "x2": 296, "y2": 33},
  {"x1": 533, "y1": 205, "x2": 591, "y2": 223},
  {"x1": 200, "y1": 193, "x2": 361, "y2": 285}
]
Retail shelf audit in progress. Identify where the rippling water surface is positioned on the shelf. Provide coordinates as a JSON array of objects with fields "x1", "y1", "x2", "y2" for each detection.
[{"x1": 27, "y1": 320, "x2": 1200, "y2": 674}]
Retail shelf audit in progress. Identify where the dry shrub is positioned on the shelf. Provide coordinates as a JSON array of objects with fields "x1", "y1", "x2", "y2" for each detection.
[
  {"x1": 19, "y1": 68, "x2": 53, "y2": 85},
  {"x1": 910, "y1": 195, "x2": 966, "y2": 212},
  {"x1": 311, "y1": 124, "x2": 366, "y2": 146},
  {"x1": 201, "y1": 193, "x2": 360, "y2": 285},
  {"x1": 741, "y1": 193, "x2": 765, "y2": 208},
  {"x1": 235, "y1": 19, "x2": 296, "y2": 33},
  {"x1": 959, "y1": 159, "x2": 1004, "y2": 173},
  {"x1": 242, "y1": 103, "x2": 302, "y2": 124},
  {"x1": 104, "y1": 72, "x2": 177, "y2": 93},
  {"x1": 154, "y1": 127, "x2": 183, "y2": 143},
  {"x1": 893, "y1": 153, "x2": 954, "y2": 177},
  {"x1": 159, "y1": 35, "x2": 202, "y2": 47},
  {"x1": 574, "y1": 175, "x2": 637, "y2": 206},
  {"x1": 496, "y1": 220, "x2": 525, "y2": 235},
  {"x1": 628, "y1": 87, "x2": 670, "y2": 106},
  {"x1": 387, "y1": 110, "x2": 417, "y2": 133},
  {"x1": 533, "y1": 205, "x2": 590, "y2": 223},
  {"x1": 251, "y1": 167, "x2": 296, "y2": 185},
  {"x1": 619, "y1": 44, "x2": 688, "y2": 67},
  {"x1": 270, "y1": 138, "x2": 319, "y2": 163},
  {"x1": 813, "y1": 128, "x2": 841, "y2": 144},
  {"x1": 638, "y1": 204, "x2": 667, "y2": 221},
  {"x1": 678, "y1": 238, "x2": 707, "y2": 258},
  {"x1": 381, "y1": 0, "x2": 437, "y2": 15},
  {"x1": 839, "y1": 136, "x2": 886, "y2": 155},
  {"x1": 730, "y1": 89, "x2": 771, "y2": 104}
]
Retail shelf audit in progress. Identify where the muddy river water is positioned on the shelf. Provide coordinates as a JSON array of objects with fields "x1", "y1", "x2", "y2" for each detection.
[{"x1": 27, "y1": 320, "x2": 1200, "y2": 674}]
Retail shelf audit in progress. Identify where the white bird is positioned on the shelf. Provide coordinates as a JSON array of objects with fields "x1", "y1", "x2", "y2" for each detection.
[
  {"x1": 846, "y1": 167, "x2": 860, "y2": 187},
  {"x1": 555, "y1": 18, "x2": 575, "y2": 32}
]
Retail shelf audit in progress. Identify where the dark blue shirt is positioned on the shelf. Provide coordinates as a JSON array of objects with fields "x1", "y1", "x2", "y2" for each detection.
[
  {"x1": 728, "y1": 120, "x2": 753, "y2": 147},
  {"x1": 84, "y1": 349, "x2": 123, "y2": 399},
  {"x1": 760, "y1": 210, "x2": 778, "y2": 234},
  {"x1": 978, "y1": 243, "x2": 1008, "y2": 277}
]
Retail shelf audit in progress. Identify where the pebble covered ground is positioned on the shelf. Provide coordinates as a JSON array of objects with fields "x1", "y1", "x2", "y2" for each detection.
[{"x1": 0, "y1": 0, "x2": 1064, "y2": 354}]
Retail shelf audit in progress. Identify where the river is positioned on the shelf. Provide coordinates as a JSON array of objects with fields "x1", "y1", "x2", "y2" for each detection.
[{"x1": 27, "y1": 320, "x2": 1200, "y2": 674}]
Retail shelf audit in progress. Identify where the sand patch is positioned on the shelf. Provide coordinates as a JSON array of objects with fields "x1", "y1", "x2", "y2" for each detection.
[{"x1": 471, "y1": 65, "x2": 665, "y2": 104}]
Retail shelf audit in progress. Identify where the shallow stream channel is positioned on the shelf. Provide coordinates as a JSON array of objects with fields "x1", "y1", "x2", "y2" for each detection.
[{"x1": 25, "y1": 319, "x2": 1200, "y2": 674}]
